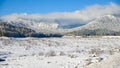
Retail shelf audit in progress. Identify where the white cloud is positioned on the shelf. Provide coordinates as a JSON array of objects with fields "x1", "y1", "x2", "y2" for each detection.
[
  {"x1": 1, "y1": 3, "x2": 120, "y2": 28},
  {"x1": 76, "y1": 3, "x2": 120, "y2": 20}
]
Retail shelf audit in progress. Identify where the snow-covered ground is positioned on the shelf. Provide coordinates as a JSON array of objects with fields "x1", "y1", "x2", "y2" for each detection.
[{"x1": 0, "y1": 36, "x2": 120, "y2": 68}]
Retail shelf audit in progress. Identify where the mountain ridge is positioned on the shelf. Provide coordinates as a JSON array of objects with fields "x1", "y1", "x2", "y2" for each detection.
[{"x1": 0, "y1": 14, "x2": 120, "y2": 37}]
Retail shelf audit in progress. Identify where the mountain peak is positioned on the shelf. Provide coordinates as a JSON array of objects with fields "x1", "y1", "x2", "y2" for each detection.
[
  {"x1": 97, "y1": 15, "x2": 116, "y2": 19},
  {"x1": 80, "y1": 14, "x2": 120, "y2": 31}
]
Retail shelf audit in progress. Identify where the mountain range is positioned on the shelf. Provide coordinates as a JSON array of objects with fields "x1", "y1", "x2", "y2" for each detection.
[{"x1": 0, "y1": 14, "x2": 120, "y2": 37}]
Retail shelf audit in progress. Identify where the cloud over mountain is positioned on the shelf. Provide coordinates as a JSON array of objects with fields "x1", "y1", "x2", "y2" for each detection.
[
  {"x1": 0, "y1": 3, "x2": 120, "y2": 28},
  {"x1": 75, "y1": 3, "x2": 120, "y2": 20}
]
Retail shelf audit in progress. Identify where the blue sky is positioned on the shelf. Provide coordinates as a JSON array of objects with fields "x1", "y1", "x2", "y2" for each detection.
[{"x1": 0, "y1": 0, "x2": 120, "y2": 16}]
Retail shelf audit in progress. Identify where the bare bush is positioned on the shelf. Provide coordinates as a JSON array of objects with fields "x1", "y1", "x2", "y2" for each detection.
[
  {"x1": 59, "y1": 51, "x2": 66, "y2": 56},
  {"x1": 89, "y1": 48, "x2": 104, "y2": 56},
  {"x1": 38, "y1": 51, "x2": 44, "y2": 56},
  {"x1": 45, "y1": 50, "x2": 56, "y2": 57}
]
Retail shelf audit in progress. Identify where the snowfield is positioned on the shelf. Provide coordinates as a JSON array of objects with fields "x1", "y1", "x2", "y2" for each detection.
[{"x1": 0, "y1": 36, "x2": 120, "y2": 68}]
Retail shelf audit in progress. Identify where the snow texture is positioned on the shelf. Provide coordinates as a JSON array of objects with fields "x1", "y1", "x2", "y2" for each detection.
[{"x1": 0, "y1": 36, "x2": 120, "y2": 68}]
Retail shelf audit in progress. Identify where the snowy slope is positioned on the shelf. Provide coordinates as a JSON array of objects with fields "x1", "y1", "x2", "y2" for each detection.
[
  {"x1": 85, "y1": 53, "x2": 120, "y2": 68},
  {"x1": 82, "y1": 15, "x2": 120, "y2": 31},
  {"x1": 71, "y1": 15, "x2": 120, "y2": 31},
  {"x1": 66, "y1": 15, "x2": 120, "y2": 36}
]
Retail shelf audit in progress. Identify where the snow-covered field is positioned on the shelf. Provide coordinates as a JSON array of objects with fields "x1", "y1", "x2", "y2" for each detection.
[{"x1": 0, "y1": 36, "x2": 120, "y2": 68}]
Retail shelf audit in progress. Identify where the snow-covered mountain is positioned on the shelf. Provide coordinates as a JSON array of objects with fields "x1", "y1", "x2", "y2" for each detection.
[
  {"x1": 0, "y1": 14, "x2": 59, "y2": 31},
  {"x1": 81, "y1": 15, "x2": 120, "y2": 31},
  {"x1": 0, "y1": 13, "x2": 85, "y2": 30},
  {"x1": 70, "y1": 15, "x2": 120, "y2": 30},
  {"x1": 67, "y1": 15, "x2": 120, "y2": 36},
  {"x1": 1, "y1": 14, "x2": 120, "y2": 37}
]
